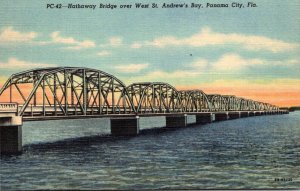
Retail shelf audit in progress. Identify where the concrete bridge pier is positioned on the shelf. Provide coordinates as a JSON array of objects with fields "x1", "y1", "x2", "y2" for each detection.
[
  {"x1": 249, "y1": 111, "x2": 255, "y2": 117},
  {"x1": 111, "y1": 116, "x2": 140, "y2": 136},
  {"x1": 186, "y1": 115, "x2": 196, "y2": 125},
  {"x1": 166, "y1": 114, "x2": 187, "y2": 128},
  {"x1": 228, "y1": 112, "x2": 241, "y2": 119},
  {"x1": 196, "y1": 113, "x2": 214, "y2": 124},
  {"x1": 254, "y1": 111, "x2": 261, "y2": 116},
  {"x1": 240, "y1": 111, "x2": 249, "y2": 118},
  {"x1": 215, "y1": 112, "x2": 229, "y2": 121},
  {"x1": 0, "y1": 116, "x2": 23, "y2": 154}
]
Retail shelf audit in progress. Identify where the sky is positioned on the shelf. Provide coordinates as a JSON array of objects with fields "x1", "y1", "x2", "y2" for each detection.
[{"x1": 0, "y1": 0, "x2": 299, "y2": 106}]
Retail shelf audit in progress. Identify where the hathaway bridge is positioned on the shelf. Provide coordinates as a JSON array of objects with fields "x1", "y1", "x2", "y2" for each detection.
[{"x1": 0, "y1": 67, "x2": 288, "y2": 154}]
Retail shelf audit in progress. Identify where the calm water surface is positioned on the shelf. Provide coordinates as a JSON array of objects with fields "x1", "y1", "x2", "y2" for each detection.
[{"x1": 1, "y1": 112, "x2": 300, "y2": 190}]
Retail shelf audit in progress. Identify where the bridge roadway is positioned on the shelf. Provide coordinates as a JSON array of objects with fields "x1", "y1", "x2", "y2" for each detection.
[
  {"x1": 0, "y1": 67, "x2": 289, "y2": 154},
  {"x1": 21, "y1": 110, "x2": 283, "y2": 121}
]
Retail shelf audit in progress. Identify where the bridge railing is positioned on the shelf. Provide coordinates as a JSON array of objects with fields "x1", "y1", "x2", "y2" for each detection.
[{"x1": 0, "y1": 103, "x2": 19, "y2": 115}]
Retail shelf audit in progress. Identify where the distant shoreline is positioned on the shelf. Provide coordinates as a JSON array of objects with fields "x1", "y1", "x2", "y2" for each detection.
[{"x1": 280, "y1": 106, "x2": 300, "y2": 111}]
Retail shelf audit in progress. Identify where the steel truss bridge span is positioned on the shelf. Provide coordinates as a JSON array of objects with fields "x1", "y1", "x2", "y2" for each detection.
[
  {"x1": 0, "y1": 67, "x2": 135, "y2": 116},
  {"x1": 127, "y1": 82, "x2": 182, "y2": 113},
  {"x1": 0, "y1": 67, "x2": 279, "y2": 118}
]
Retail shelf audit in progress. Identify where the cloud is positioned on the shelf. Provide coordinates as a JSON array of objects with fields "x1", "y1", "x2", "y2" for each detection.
[
  {"x1": 0, "y1": 27, "x2": 37, "y2": 43},
  {"x1": 0, "y1": 57, "x2": 56, "y2": 69},
  {"x1": 108, "y1": 37, "x2": 122, "y2": 47},
  {"x1": 127, "y1": 53, "x2": 298, "y2": 83},
  {"x1": 132, "y1": 27, "x2": 297, "y2": 52},
  {"x1": 100, "y1": 37, "x2": 123, "y2": 48},
  {"x1": 50, "y1": 31, "x2": 96, "y2": 50},
  {"x1": 0, "y1": 27, "x2": 97, "y2": 50},
  {"x1": 189, "y1": 59, "x2": 209, "y2": 70},
  {"x1": 114, "y1": 63, "x2": 149, "y2": 73},
  {"x1": 146, "y1": 70, "x2": 199, "y2": 78},
  {"x1": 212, "y1": 53, "x2": 264, "y2": 71},
  {"x1": 131, "y1": 42, "x2": 142, "y2": 49},
  {"x1": 97, "y1": 50, "x2": 112, "y2": 57},
  {"x1": 178, "y1": 78, "x2": 300, "y2": 92},
  {"x1": 190, "y1": 53, "x2": 299, "y2": 72},
  {"x1": 267, "y1": 59, "x2": 299, "y2": 66},
  {"x1": 131, "y1": 69, "x2": 201, "y2": 83}
]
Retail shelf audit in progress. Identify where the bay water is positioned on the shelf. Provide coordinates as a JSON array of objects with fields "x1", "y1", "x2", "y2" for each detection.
[{"x1": 1, "y1": 112, "x2": 299, "y2": 190}]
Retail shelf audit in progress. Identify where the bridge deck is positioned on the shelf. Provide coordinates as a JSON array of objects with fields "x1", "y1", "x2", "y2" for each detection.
[{"x1": 20, "y1": 110, "x2": 282, "y2": 122}]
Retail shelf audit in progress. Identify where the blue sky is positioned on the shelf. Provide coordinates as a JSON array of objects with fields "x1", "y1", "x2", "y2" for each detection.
[{"x1": 0, "y1": 0, "x2": 299, "y2": 105}]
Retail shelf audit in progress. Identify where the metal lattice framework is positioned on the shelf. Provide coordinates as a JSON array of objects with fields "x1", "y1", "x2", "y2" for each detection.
[
  {"x1": 126, "y1": 82, "x2": 182, "y2": 113},
  {"x1": 249, "y1": 99, "x2": 258, "y2": 111},
  {"x1": 223, "y1": 95, "x2": 239, "y2": 111},
  {"x1": 207, "y1": 94, "x2": 227, "y2": 111},
  {"x1": 179, "y1": 90, "x2": 211, "y2": 112},
  {"x1": 0, "y1": 67, "x2": 135, "y2": 116},
  {"x1": 240, "y1": 98, "x2": 252, "y2": 111},
  {"x1": 0, "y1": 67, "x2": 280, "y2": 117}
]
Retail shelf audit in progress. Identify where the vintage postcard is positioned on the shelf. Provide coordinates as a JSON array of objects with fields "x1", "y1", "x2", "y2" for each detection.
[{"x1": 0, "y1": 0, "x2": 299, "y2": 190}]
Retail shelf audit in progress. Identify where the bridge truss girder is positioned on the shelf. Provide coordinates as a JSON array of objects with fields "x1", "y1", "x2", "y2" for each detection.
[
  {"x1": 179, "y1": 90, "x2": 211, "y2": 112},
  {"x1": 0, "y1": 67, "x2": 281, "y2": 117},
  {"x1": 126, "y1": 82, "x2": 182, "y2": 113},
  {"x1": 223, "y1": 95, "x2": 241, "y2": 111},
  {"x1": 207, "y1": 94, "x2": 227, "y2": 111},
  {"x1": 0, "y1": 67, "x2": 135, "y2": 116}
]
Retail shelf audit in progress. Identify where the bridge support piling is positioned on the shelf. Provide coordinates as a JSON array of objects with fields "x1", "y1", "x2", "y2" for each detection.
[
  {"x1": 249, "y1": 112, "x2": 255, "y2": 117},
  {"x1": 215, "y1": 112, "x2": 229, "y2": 121},
  {"x1": 240, "y1": 112, "x2": 249, "y2": 118},
  {"x1": 110, "y1": 116, "x2": 139, "y2": 136},
  {"x1": 196, "y1": 113, "x2": 214, "y2": 124},
  {"x1": 228, "y1": 112, "x2": 240, "y2": 119},
  {"x1": 255, "y1": 111, "x2": 261, "y2": 116},
  {"x1": 186, "y1": 115, "x2": 196, "y2": 125},
  {"x1": 0, "y1": 116, "x2": 23, "y2": 154},
  {"x1": 166, "y1": 114, "x2": 187, "y2": 128}
]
